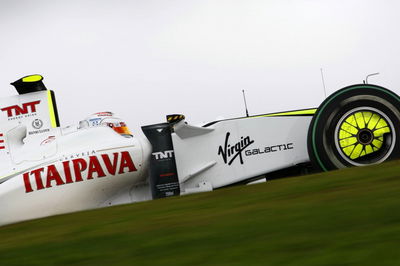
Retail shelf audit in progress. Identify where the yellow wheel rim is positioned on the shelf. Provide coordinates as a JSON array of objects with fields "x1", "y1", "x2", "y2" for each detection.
[{"x1": 338, "y1": 110, "x2": 392, "y2": 160}]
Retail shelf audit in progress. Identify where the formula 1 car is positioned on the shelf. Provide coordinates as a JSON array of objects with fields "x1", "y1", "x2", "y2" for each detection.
[{"x1": 1, "y1": 75, "x2": 400, "y2": 225}]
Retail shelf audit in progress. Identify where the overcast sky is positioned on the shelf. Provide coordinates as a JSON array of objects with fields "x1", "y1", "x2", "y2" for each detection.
[{"x1": 1, "y1": 0, "x2": 400, "y2": 133}]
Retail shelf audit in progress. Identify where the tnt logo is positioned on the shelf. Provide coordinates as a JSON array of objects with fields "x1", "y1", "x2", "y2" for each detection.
[
  {"x1": 152, "y1": 150, "x2": 174, "y2": 160},
  {"x1": 1, "y1": 100, "x2": 41, "y2": 117}
]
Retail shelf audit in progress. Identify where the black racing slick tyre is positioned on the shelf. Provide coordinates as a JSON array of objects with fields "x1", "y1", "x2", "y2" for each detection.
[{"x1": 307, "y1": 84, "x2": 400, "y2": 171}]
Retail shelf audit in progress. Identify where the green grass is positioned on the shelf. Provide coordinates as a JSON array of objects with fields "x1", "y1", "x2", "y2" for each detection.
[{"x1": 1, "y1": 162, "x2": 400, "y2": 265}]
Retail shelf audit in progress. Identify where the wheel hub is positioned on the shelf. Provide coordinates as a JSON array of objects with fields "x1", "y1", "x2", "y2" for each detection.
[
  {"x1": 357, "y1": 129, "x2": 373, "y2": 145},
  {"x1": 335, "y1": 108, "x2": 393, "y2": 163}
]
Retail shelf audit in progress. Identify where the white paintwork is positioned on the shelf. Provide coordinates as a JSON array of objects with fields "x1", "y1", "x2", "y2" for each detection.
[
  {"x1": 0, "y1": 126, "x2": 151, "y2": 225},
  {"x1": 172, "y1": 116, "x2": 312, "y2": 192},
  {"x1": 0, "y1": 86, "x2": 313, "y2": 226},
  {"x1": 0, "y1": 91, "x2": 59, "y2": 178}
]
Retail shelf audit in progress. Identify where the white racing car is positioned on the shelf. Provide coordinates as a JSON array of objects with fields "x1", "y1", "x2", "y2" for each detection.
[{"x1": 1, "y1": 75, "x2": 400, "y2": 225}]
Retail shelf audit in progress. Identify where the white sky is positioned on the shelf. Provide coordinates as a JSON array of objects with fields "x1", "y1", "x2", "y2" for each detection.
[{"x1": 1, "y1": 0, "x2": 400, "y2": 133}]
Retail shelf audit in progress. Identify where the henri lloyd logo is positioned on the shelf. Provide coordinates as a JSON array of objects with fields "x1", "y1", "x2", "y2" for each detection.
[
  {"x1": 29, "y1": 118, "x2": 50, "y2": 135},
  {"x1": 32, "y1": 119, "x2": 43, "y2": 129},
  {"x1": 218, "y1": 132, "x2": 254, "y2": 165},
  {"x1": 1, "y1": 100, "x2": 41, "y2": 119}
]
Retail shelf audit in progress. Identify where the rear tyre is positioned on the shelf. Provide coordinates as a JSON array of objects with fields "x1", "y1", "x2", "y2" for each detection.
[{"x1": 307, "y1": 84, "x2": 400, "y2": 171}]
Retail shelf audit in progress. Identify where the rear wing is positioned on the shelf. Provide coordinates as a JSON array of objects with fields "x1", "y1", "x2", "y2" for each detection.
[
  {"x1": 0, "y1": 75, "x2": 60, "y2": 169},
  {"x1": 0, "y1": 75, "x2": 60, "y2": 136}
]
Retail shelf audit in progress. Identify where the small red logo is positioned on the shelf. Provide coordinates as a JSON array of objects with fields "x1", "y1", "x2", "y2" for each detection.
[
  {"x1": 0, "y1": 133, "x2": 4, "y2": 150},
  {"x1": 1, "y1": 100, "x2": 41, "y2": 117}
]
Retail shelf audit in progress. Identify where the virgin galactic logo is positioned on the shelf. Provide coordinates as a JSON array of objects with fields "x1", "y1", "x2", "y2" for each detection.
[{"x1": 218, "y1": 132, "x2": 254, "y2": 165}]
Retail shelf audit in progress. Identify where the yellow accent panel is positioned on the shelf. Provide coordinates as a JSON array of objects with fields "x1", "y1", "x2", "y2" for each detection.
[
  {"x1": 354, "y1": 112, "x2": 365, "y2": 128},
  {"x1": 262, "y1": 108, "x2": 317, "y2": 117},
  {"x1": 22, "y1": 74, "x2": 43, "y2": 83},
  {"x1": 340, "y1": 137, "x2": 357, "y2": 147},
  {"x1": 0, "y1": 174, "x2": 12, "y2": 182},
  {"x1": 345, "y1": 115, "x2": 358, "y2": 127},
  {"x1": 367, "y1": 114, "x2": 380, "y2": 130},
  {"x1": 365, "y1": 145, "x2": 373, "y2": 154},
  {"x1": 374, "y1": 127, "x2": 391, "y2": 137},
  {"x1": 47, "y1": 90, "x2": 57, "y2": 128},
  {"x1": 372, "y1": 139, "x2": 383, "y2": 149},
  {"x1": 350, "y1": 144, "x2": 363, "y2": 159},
  {"x1": 362, "y1": 112, "x2": 373, "y2": 124},
  {"x1": 343, "y1": 145, "x2": 355, "y2": 156},
  {"x1": 341, "y1": 122, "x2": 358, "y2": 135},
  {"x1": 339, "y1": 130, "x2": 353, "y2": 139},
  {"x1": 375, "y1": 119, "x2": 388, "y2": 130}
]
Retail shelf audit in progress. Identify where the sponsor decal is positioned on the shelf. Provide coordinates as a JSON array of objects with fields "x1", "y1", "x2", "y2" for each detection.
[
  {"x1": 40, "y1": 136, "x2": 56, "y2": 146},
  {"x1": 218, "y1": 132, "x2": 295, "y2": 165},
  {"x1": 0, "y1": 133, "x2": 4, "y2": 150},
  {"x1": 103, "y1": 121, "x2": 127, "y2": 128},
  {"x1": 94, "y1": 112, "x2": 113, "y2": 117},
  {"x1": 218, "y1": 132, "x2": 255, "y2": 165},
  {"x1": 89, "y1": 117, "x2": 102, "y2": 126},
  {"x1": 165, "y1": 191, "x2": 174, "y2": 196},
  {"x1": 159, "y1": 172, "x2": 175, "y2": 177},
  {"x1": 1, "y1": 100, "x2": 40, "y2": 119},
  {"x1": 32, "y1": 119, "x2": 43, "y2": 129},
  {"x1": 22, "y1": 151, "x2": 137, "y2": 193},
  {"x1": 28, "y1": 128, "x2": 50, "y2": 135},
  {"x1": 245, "y1": 143, "x2": 294, "y2": 156},
  {"x1": 60, "y1": 150, "x2": 96, "y2": 160},
  {"x1": 152, "y1": 150, "x2": 174, "y2": 160}
]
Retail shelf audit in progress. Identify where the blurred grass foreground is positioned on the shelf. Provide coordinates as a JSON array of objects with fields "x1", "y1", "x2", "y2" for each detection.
[{"x1": 1, "y1": 161, "x2": 400, "y2": 265}]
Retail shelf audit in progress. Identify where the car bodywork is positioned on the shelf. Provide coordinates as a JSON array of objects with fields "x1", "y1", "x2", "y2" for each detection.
[{"x1": 0, "y1": 75, "x2": 397, "y2": 225}]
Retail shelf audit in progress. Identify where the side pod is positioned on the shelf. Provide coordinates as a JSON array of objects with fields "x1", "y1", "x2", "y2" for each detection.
[{"x1": 142, "y1": 123, "x2": 180, "y2": 199}]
